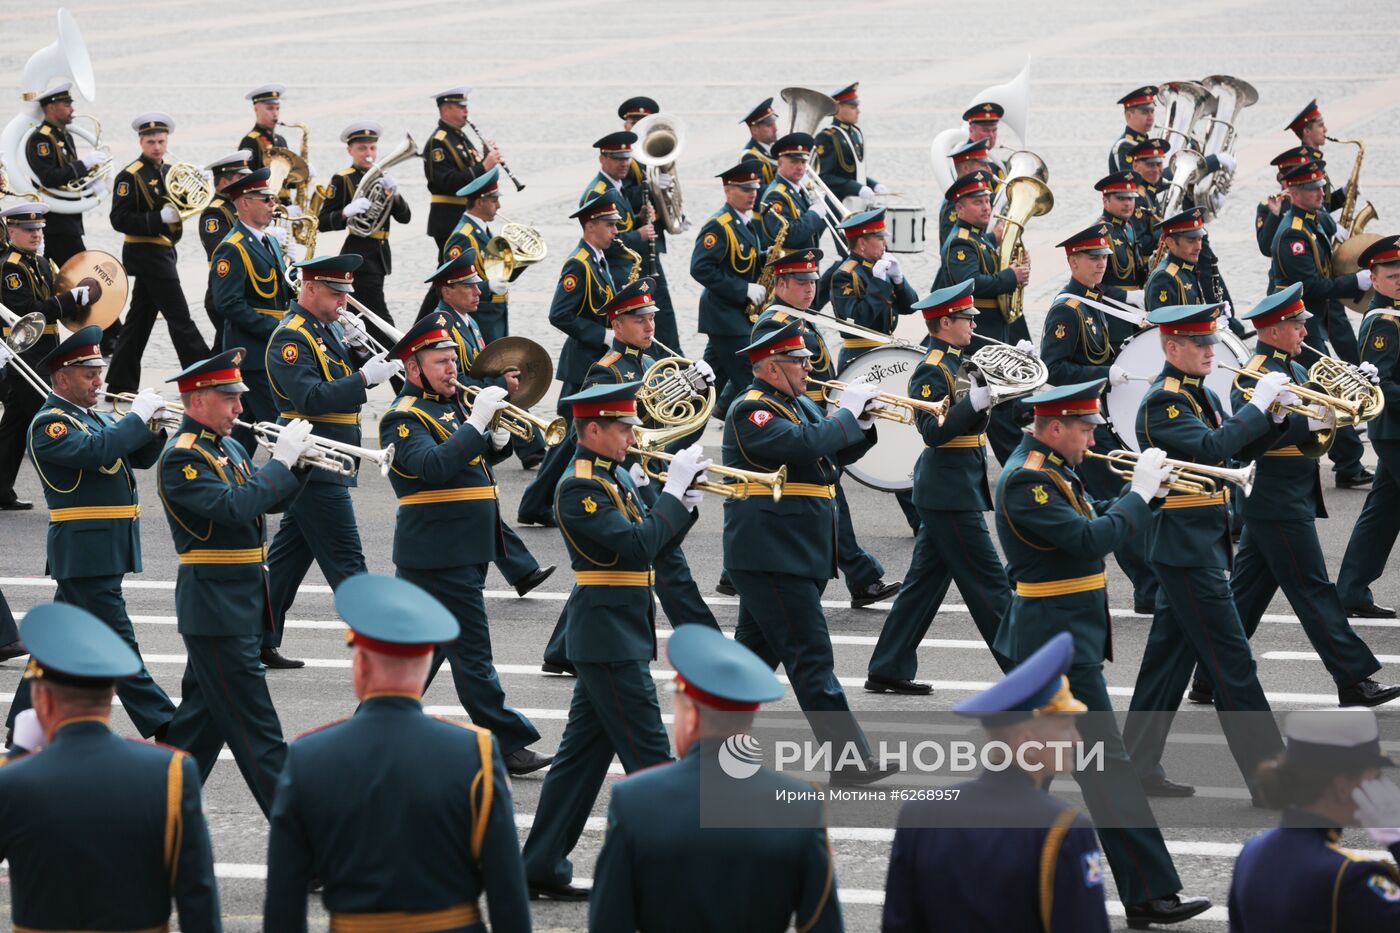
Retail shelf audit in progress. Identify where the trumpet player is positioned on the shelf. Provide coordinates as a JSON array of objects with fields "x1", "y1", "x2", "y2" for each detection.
[
  {"x1": 867, "y1": 281, "x2": 1011, "y2": 695},
  {"x1": 3, "y1": 326, "x2": 175, "y2": 747},
  {"x1": 1121, "y1": 304, "x2": 1287, "y2": 801},
  {"x1": 1339, "y1": 236, "x2": 1400, "y2": 619},
  {"x1": 1, "y1": 203, "x2": 95, "y2": 512},
  {"x1": 198, "y1": 150, "x2": 254, "y2": 354},
  {"x1": 521, "y1": 381, "x2": 709, "y2": 900},
  {"x1": 156, "y1": 348, "x2": 316, "y2": 815},
  {"x1": 758, "y1": 133, "x2": 829, "y2": 253},
  {"x1": 815, "y1": 83, "x2": 887, "y2": 206},
  {"x1": 831, "y1": 207, "x2": 917, "y2": 369},
  {"x1": 1040, "y1": 221, "x2": 1157, "y2": 613},
  {"x1": 316, "y1": 122, "x2": 411, "y2": 350},
  {"x1": 377, "y1": 315, "x2": 552, "y2": 777},
  {"x1": 25, "y1": 84, "x2": 105, "y2": 266},
  {"x1": 1211, "y1": 285, "x2": 1398, "y2": 707},
  {"x1": 991, "y1": 381, "x2": 1212, "y2": 929},
  {"x1": 740, "y1": 97, "x2": 779, "y2": 187},
  {"x1": 723, "y1": 318, "x2": 892, "y2": 785},
  {"x1": 1108, "y1": 85, "x2": 1157, "y2": 174},
  {"x1": 236, "y1": 84, "x2": 289, "y2": 175},
  {"x1": 107, "y1": 113, "x2": 210, "y2": 398},
  {"x1": 263, "y1": 254, "x2": 402, "y2": 670},
  {"x1": 423, "y1": 86, "x2": 499, "y2": 256}
]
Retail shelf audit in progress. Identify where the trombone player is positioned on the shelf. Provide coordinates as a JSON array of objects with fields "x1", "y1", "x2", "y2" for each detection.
[
  {"x1": 758, "y1": 133, "x2": 830, "y2": 253},
  {"x1": 107, "y1": 112, "x2": 210, "y2": 398}
]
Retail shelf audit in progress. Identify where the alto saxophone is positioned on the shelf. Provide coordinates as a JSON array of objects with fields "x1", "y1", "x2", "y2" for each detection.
[
  {"x1": 746, "y1": 210, "x2": 789, "y2": 322},
  {"x1": 619, "y1": 242, "x2": 644, "y2": 285}
]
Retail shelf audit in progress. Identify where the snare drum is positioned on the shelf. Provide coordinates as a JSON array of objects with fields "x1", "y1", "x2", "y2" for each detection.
[
  {"x1": 1104, "y1": 327, "x2": 1251, "y2": 451},
  {"x1": 884, "y1": 203, "x2": 927, "y2": 254},
  {"x1": 825, "y1": 345, "x2": 925, "y2": 492}
]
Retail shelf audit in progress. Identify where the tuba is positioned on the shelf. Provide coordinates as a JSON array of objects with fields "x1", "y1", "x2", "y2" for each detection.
[
  {"x1": 480, "y1": 222, "x2": 548, "y2": 282},
  {"x1": 780, "y1": 86, "x2": 838, "y2": 137},
  {"x1": 346, "y1": 134, "x2": 420, "y2": 237},
  {"x1": 1193, "y1": 75, "x2": 1257, "y2": 218},
  {"x1": 930, "y1": 62, "x2": 1031, "y2": 202},
  {"x1": 166, "y1": 161, "x2": 214, "y2": 220},
  {"x1": 631, "y1": 114, "x2": 686, "y2": 235},
  {"x1": 1156, "y1": 81, "x2": 1214, "y2": 156},
  {"x1": 993, "y1": 154, "x2": 1053, "y2": 324}
]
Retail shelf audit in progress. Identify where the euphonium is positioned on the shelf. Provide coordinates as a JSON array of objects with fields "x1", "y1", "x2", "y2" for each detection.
[
  {"x1": 347, "y1": 134, "x2": 420, "y2": 237},
  {"x1": 993, "y1": 155, "x2": 1053, "y2": 324},
  {"x1": 628, "y1": 447, "x2": 787, "y2": 501},
  {"x1": 631, "y1": 113, "x2": 686, "y2": 235},
  {"x1": 1194, "y1": 75, "x2": 1257, "y2": 218},
  {"x1": 1086, "y1": 449, "x2": 1255, "y2": 497}
]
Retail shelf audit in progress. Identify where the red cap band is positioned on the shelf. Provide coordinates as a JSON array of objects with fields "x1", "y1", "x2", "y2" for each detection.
[
  {"x1": 571, "y1": 398, "x2": 639, "y2": 419},
  {"x1": 52, "y1": 343, "x2": 102, "y2": 368},
  {"x1": 1160, "y1": 319, "x2": 1218, "y2": 336},
  {"x1": 675, "y1": 674, "x2": 760, "y2": 712},
  {"x1": 348, "y1": 632, "x2": 435, "y2": 657},
  {"x1": 1252, "y1": 296, "x2": 1308, "y2": 327},
  {"x1": 747, "y1": 333, "x2": 806, "y2": 363},
  {"x1": 1367, "y1": 245, "x2": 1400, "y2": 268},
  {"x1": 921, "y1": 293, "x2": 975, "y2": 321},
  {"x1": 843, "y1": 216, "x2": 887, "y2": 241},
  {"x1": 177, "y1": 367, "x2": 242, "y2": 393},
  {"x1": 1032, "y1": 398, "x2": 1101, "y2": 418},
  {"x1": 398, "y1": 327, "x2": 452, "y2": 362},
  {"x1": 1121, "y1": 91, "x2": 1155, "y2": 108}
]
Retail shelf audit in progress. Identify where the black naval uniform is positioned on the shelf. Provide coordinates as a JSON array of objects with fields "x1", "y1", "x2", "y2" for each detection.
[
  {"x1": 23, "y1": 119, "x2": 87, "y2": 263},
  {"x1": 316, "y1": 164, "x2": 411, "y2": 345},
  {"x1": 107, "y1": 155, "x2": 210, "y2": 394},
  {"x1": 423, "y1": 119, "x2": 485, "y2": 252},
  {"x1": 197, "y1": 193, "x2": 238, "y2": 354},
  {"x1": 235, "y1": 123, "x2": 287, "y2": 174}
]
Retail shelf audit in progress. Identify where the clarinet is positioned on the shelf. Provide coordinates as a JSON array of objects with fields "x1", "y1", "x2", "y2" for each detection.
[{"x1": 465, "y1": 118, "x2": 525, "y2": 191}]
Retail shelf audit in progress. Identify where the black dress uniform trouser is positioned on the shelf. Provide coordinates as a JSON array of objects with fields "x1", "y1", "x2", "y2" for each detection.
[
  {"x1": 265, "y1": 483, "x2": 367, "y2": 650},
  {"x1": 1304, "y1": 329, "x2": 1366, "y2": 478},
  {"x1": 202, "y1": 286, "x2": 224, "y2": 355},
  {"x1": 106, "y1": 275, "x2": 210, "y2": 394},
  {"x1": 0, "y1": 588, "x2": 16, "y2": 646},
  {"x1": 166, "y1": 632, "x2": 288, "y2": 816},
  {"x1": 1123, "y1": 566, "x2": 1284, "y2": 789},
  {"x1": 1337, "y1": 439, "x2": 1400, "y2": 610},
  {"x1": 0, "y1": 375, "x2": 43, "y2": 501},
  {"x1": 5, "y1": 576, "x2": 176, "y2": 740}
]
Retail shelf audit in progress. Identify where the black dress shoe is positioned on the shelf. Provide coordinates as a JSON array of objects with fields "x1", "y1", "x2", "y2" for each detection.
[
  {"x1": 1339, "y1": 678, "x2": 1400, "y2": 708},
  {"x1": 528, "y1": 881, "x2": 589, "y2": 901},
  {"x1": 0, "y1": 640, "x2": 27, "y2": 663},
  {"x1": 504, "y1": 747, "x2": 554, "y2": 775},
  {"x1": 1125, "y1": 894, "x2": 1212, "y2": 929},
  {"x1": 541, "y1": 661, "x2": 577, "y2": 677},
  {"x1": 1347, "y1": 603, "x2": 1397, "y2": 619},
  {"x1": 1140, "y1": 774, "x2": 1196, "y2": 797},
  {"x1": 829, "y1": 759, "x2": 899, "y2": 787},
  {"x1": 517, "y1": 511, "x2": 557, "y2": 528},
  {"x1": 1186, "y1": 679, "x2": 1214, "y2": 704},
  {"x1": 1133, "y1": 603, "x2": 1155, "y2": 615},
  {"x1": 260, "y1": 647, "x2": 305, "y2": 670},
  {"x1": 1337, "y1": 468, "x2": 1375, "y2": 489},
  {"x1": 519, "y1": 451, "x2": 546, "y2": 470},
  {"x1": 0, "y1": 498, "x2": 33, "y2": 511},
  {"x1": 850, "y1": 580, "x2": 900, "y2": 609},
  {"x1": 714, "y1": 576, "x2": 737, "y2": 597},
  {"x1": 864, "y1": 674, "x2": 932, "y2": 695},
  {"x1": 514, "y1": 565, "x2": 556, "y2": 597}
]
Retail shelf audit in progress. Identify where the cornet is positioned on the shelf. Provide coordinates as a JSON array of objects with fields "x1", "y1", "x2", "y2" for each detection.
[
  {"x1": 807, "y1": 378, "x2": 951, "y2": 426},
  {"x1": 628, "y1": 448, "x2": 786, "y2": 501},
  {"x1": 454, "y1": 379, "x2": 566, "y2": 447},
  {"x1": 1086, "y1": 449, "x2": 1255, "y2": 497}
]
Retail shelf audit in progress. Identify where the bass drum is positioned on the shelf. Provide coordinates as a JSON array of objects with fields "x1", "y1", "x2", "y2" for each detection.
[
  {"x1": 826, "y1": 344, "x2": 925, "y2": 492},
  {"x1": 884, "y1": 201, "x2": 927, "y2": 254},
  {"x1": 1104, "y1": 327, "x2": 1250, "y2": 451}
]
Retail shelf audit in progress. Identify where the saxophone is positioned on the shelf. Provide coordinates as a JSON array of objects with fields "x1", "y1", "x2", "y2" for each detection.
[
  {"x1": 619, "y1": 242, "x2": 644, "y2": 285},
  {"x1": 746, "y1": 210, "x2": 789, "y2": 322}
]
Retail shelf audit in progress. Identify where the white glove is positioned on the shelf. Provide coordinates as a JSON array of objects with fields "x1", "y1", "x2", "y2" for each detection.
[
  {"x1": 1307, "y1": 404, "x2": 1333, "y2": 432},
  {"x1": 885, "y1": 256, "x2": 904, "y2": 284},
  {"x1": 272, "y1": 418, "x2": 315, "y2": 467},
  {"x1": 1247, "y1": 370, "x2": 1291, "y2": 413},
  {"x1": 1124, "y1": 290, "x2": 1145, "y2": 309},
  {"x1": 1220, "y1": 301, "x2": 1233, "y2": 320},
  {"x1": 1129, "y1": 447, "x2": 1172, "y2": 502},
  {"x1": 858, "y1": 184, "x2": 875, "y2": 204},
  {"x1": 628, "y1": 462, "x2": 651, "y2": 487},
  {"x1": 1216, "y1": 152, "x2": 1237, "y2": 173},
  {"x1": 746, "y1": 283, "x2": 767, "y2": 305},
  {"x1": 127, "y1": 389, "x2": 167, "y2": 423},
  {"x1": 1352, "y1": 778, "x2": 1400, "y2": 847},
  {"x1": 1109, "y1": 365, "x2": 1131, "y2": 387},
  {"x1": 1014, "y1": 339, "x2": 1039, "y2": 357},
  {"x1": 838, "y1": 381, "x2": 880, "y2": 420},
  {"x1": 339, "y1": 312, "x2": 371, "y2": 350},
  {"x1": 359, "y1": 351, "x2": 402, "y2": 387},
  {"x1": 81, "y1": 153, "x2": 109, "y2": 173},
  {"x1": 70, "y1": 285, "x2": 91, "y2": 307},
  {"x1": 11, "y1": 709, "x2": 43, "y2": 754},
  {"x1": 1359, "y1": 361, "x2": 1380, "y2": 384},
  {"x1": 467, "y1": 384, "x2": 511, "y2": 434},
  {"x1": 489, "y1": 426, "x2": 511, "y2": 450},
  {"x1": 0, "y1": 342, "x2": 14, "y2": 372},
  {"x1": 968, "y1": 380, "x2": 991, "y2": 412},
  {"x1": 306, "y1": 162, "x2": 320, "y2": 181},
  {"x1": 694, "y1": 359, "x2": 716, "y2": 385},
  {"x1": 89, "y1": 178, "x2": 107, "y2": 198},
  {"x1": 679, "y1": 217, "x2": 693, "y2": 233},
  {"x1": 662, "y1": 444, "x2": 711, "y2": 509},
  {"x1": 342, "y1": 197, "x2": 372, "y2": 219},
  {"x1": 1272, "y1": 387, "x2": 1301, "y2": 422},
  {"x1": 285, "y1": 204, "x2": 304, "y2": 219},
  {"x1": 488, "y1": 278, "x2": 510, "y2": 296},
  {"x1": 808, "y1": 197, "x2": 828, "y2": 219},
  {"x1": 265, "y1": 224, "x2": 288, "y2": 247},
  {"x1": 1356, "y1": 269, "x2": 1373, "y2": 291},
  {"x1": 285, "y1": 241, "x2": 306, "y2": 263},
  {"x1": 379, "y1": 174, "x2": 399, "y2": 194},
  {"x1": 871, "y1": 258, "x2": 892, "y2": 281},
  {"x1": 654, "y1": 171, "x2": 674, "y2": 191},
  {"x1": 874, "y1": 182, "x2": 890, "y2": 195},
  {"x1": 1333, "y1": 223, "x2": 1351, "y2": 243},
  {"x1": 159, "y1": 204, "x2": 179, "y2": 224},
  {"x1": 681, "y1": 485, "x2": 705, "y2": 510},
  {"x1": 1209, "y1": 191, "x2": 1226, "y2": 214}
]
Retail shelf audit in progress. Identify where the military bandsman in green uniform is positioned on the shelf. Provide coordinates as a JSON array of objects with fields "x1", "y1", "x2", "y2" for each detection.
[
  {"x1": 937, "y1": 137, "x2": 995, "y2": 246},
  {"x1": 158, "y1": 348, "x2": 315, "y2": 815},
  {"x1": 1108, "y1": 85, "x2": 1157, "y2": 174},
  {"x1": 1339, "y1": 236, "x2": 1400, "y2": 618},
  {"x1": 1126, "y1": 137, "x2": 1167, "y2": 258},
  {"x1": 24, "y1": 83, "x2": 100, "y2": 266},
  {"x1": 740, "y1": 96, "x2": 780, "y2": 187},
  {"x1": 1121, "y1": 304, "x2": 1286, "y2": 800},
  {"x1": 1040, "y1": 222, "x2": 1157, "y2": 613},
  {"x1": 0, "y1": 203, "x2": 92, "y2": 512},
  {"x1": 439, "y1": 167, "x2": 516, "y2": 345},
  {"x1": 1145, "y1": 207, "x2": 1213, "y2": 311},
  {"x1": 830, "y1": 207, "x2": 917, "y2": 368},
  {"x1": 198, "y1": 149, "x2": 254, "y2": 354},
  {"x1": 4, "y1": 325, "x2": 175, "y2": 744},
  {"x1": 1096, "y1": 171, "x2": 1151, "y2": 306},
  {"x1": 723, "y1": 319, "x2": 891, "y2": 784},
  {"x1": 1269, "y1": 160, "x2": 1373, "y2": 488},
  {"x1": 236, "y1": 83, "x2": 288, "y2": 175},
  {"x1": 934, "y1": 170, "x2": 1030, "y2": 465},
  {"x1": 208, "y1": 167, "x2": 294, "y2": 454},
  {"x1": 265, "y1": 573, "x2": 531, "y2": 933},
  {"x1": 423, "y1": 86, "x2": 500, "y2": 255},
  {"x1": 521, "y1": 381, "x2": 709, "y2": 900},
  {"x1": 1209, "y1": 284, "x2": 1399, "y2": 708},
  {"x1": 692, "y1": 162, "x2": 768, "y2": 413},
  {"x1": 867, "y1": 281, "x2": 1010, "y2": 695},
  {"x1": 1255, "y1": 146, "x2": 1318, "y2": 258},
  {"x1": 962, "y1": 100, "x2": 1007, "y2": 180},
  {"x1": 263, "y1": 254, "x2": 401, "y2": 669},
  {"x1": 377, "y1": 314, "x2": 552, "y2": 776},
  {"x1": 0, "y1": 603, "x2": 219, "y2": 932},
  {"x1": 582, "y1": 132, "x2": 654, "y2": 290},
  {"x1": 990, "y1": 382, "x2": 1212, "y2": 928},
  {"x1": 1286, "y1": 100, "x2": 1352, "y2": 215},
  {"x1": 590, "y1": 624, "x2": 843, "y2": 932},
  {"x1": 757, "y1": 132, "x2": 830, "y2": 254},
  {"x1": 816, "y1": 82, "x2": 886, "y2": 206},
  {"x1": 516, "y1": 193, "x2": 620, "y2": 527}
]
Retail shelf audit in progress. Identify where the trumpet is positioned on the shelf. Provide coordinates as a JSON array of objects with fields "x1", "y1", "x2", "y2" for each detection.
[
  {"x1": 628, "y1": 447, "x2": 787, "y2": 501},
  {"x1": 454, "y1": 379, "x2": 567, "y2": 446},
  {"x1": 807, "y1": 378, "x2": 951, "y2": 426},
  {"x1": 1086, "y1": 449, "x2": 1256, "y2": 497}
]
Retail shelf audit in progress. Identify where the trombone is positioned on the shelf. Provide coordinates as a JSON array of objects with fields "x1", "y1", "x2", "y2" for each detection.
[
  {"x1": 627, "y1": 447, "x2": 787, "y2": 501},
  {"x1": 807, "y1": 378, "x2": 952, "y2": 426},
  {"x1": 1085, "y1": 449, "x2": 1256, "y2": 497}
]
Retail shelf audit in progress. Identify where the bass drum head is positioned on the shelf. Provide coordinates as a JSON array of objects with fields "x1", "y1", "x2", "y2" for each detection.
[
  {"x1": 1104, "y1": 326, "x2": 1251, "y2": 451},
  {"x1": 825, "y1": 345, "x2": 925, "y2": 492},
  {"x1": 884, "y1": 202, "x2": 927, "y2": 254}
]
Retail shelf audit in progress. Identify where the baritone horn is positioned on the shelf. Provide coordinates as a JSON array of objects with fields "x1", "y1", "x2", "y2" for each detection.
[
  {"x1": 993, "y1": 154, "x2": 1053, "y2": 324},
  {"x1": 347, "y1": 133, "x2": 420, "y2": 237},
  {"x1": 1086, "y1": 449, "x2": 1255, "y2": 497}
]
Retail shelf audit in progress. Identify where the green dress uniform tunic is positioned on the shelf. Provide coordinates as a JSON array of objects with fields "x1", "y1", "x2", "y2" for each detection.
[
  {"x1": 815, "y1": 119, "x2": 878, "y2": 200},
  {"x1": 198, "y1": 194, "x2": 238, "y2": 353},
  {"x1": 692, "y1": 205, "x2": 765, "y2": 413},
  {"x1": 757, "y1": 174, "x2": 827, "y2": 252},
  {"x1": 830, "y1": 254, "x2": 918, "y2": 369},
  {"x1": 442, "y1": 210, "x2": 510, "y2": 344}
]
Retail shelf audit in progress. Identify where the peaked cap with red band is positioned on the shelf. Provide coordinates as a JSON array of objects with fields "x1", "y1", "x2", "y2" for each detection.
[
  {"x1": 336, "y1": 573, "x2": 456, "y2": 658},
  {"x1": 1024, "y1": 379, "x2": 1108, "y2": 425},
  {"x1": 1241, "y1": 282, "x2": 1311, "y2": 327},
  {"x1": 167, "y1": 347, "x2": 251, "y2": 394},
  {"x1": 668, "y1": 624, "x2": 783, "y2": 713}
]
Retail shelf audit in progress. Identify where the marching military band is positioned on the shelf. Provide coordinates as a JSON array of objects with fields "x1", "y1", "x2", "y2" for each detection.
[{"x1": 5, "y1": 16, "x2": 1400, "y2": 927}]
